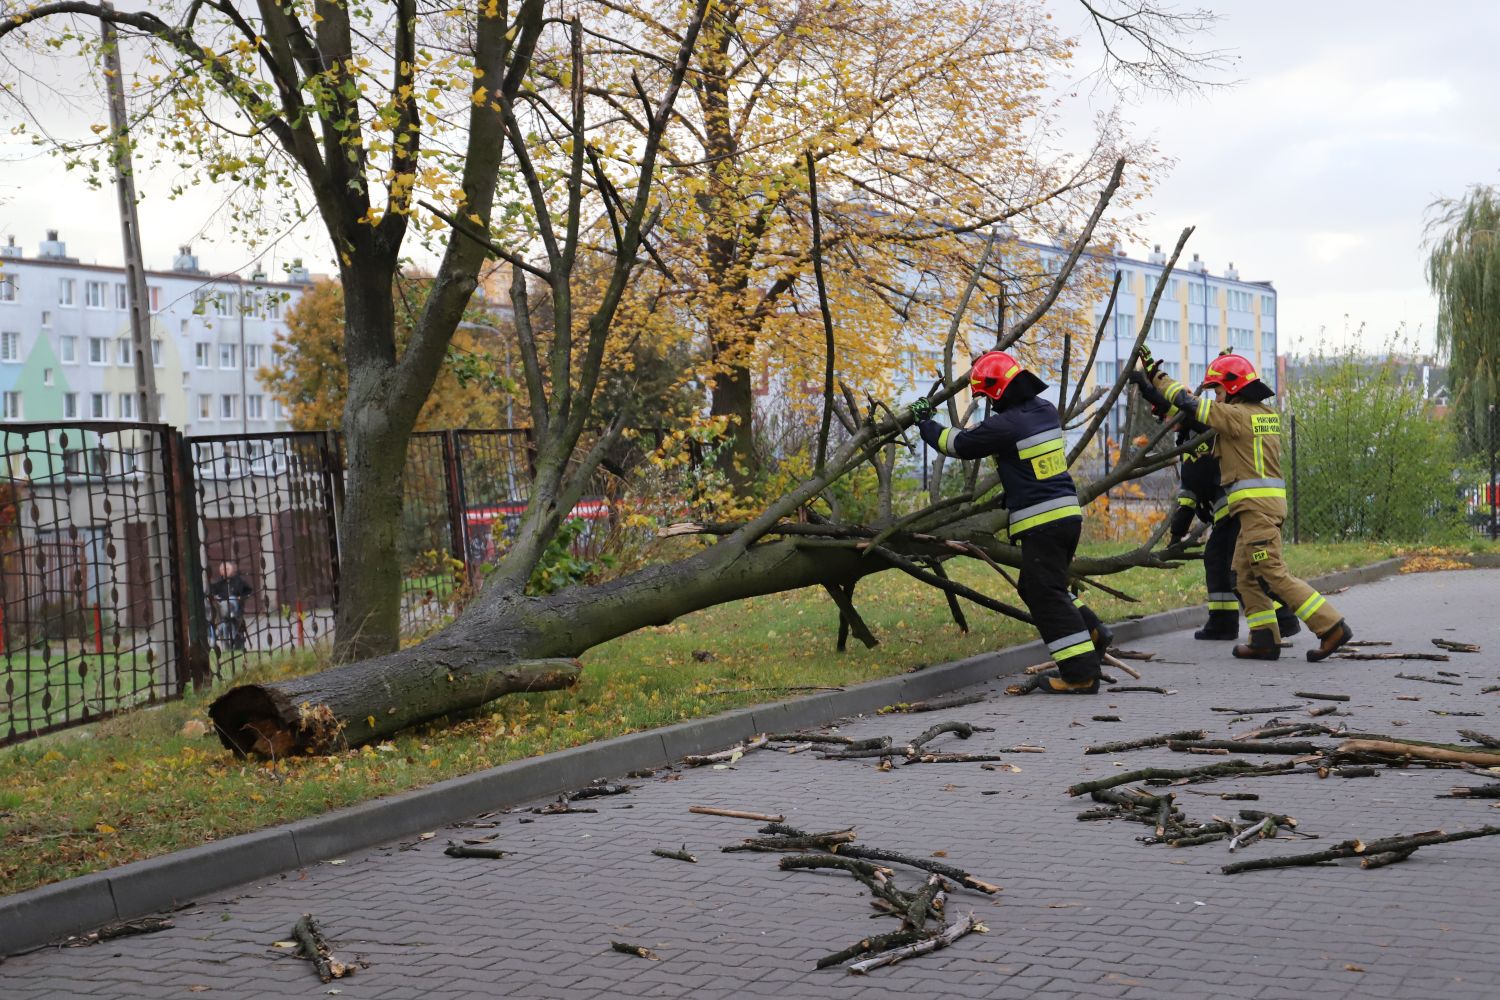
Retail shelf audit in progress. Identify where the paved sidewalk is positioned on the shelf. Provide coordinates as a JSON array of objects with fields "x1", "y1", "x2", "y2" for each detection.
[{"x1": 4, "y1": 569, "x2": 1499, "y2": 999}]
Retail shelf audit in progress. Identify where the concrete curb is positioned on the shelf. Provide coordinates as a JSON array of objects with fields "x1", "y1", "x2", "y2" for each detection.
[{"x1": 0, "y1": 557, "x2": 1405, "y2": 955}]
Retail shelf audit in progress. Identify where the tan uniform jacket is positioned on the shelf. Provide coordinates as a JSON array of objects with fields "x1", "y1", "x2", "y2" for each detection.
[{"x1": 1150, "y1": 371, "x2": 1287, "y2": 519}]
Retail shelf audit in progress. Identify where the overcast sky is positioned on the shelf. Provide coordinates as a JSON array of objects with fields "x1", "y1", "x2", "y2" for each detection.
[
  {"x1": 1057, "y1": 0, "x2": 1500, "y2": 356},
  {"x1": 2, "y1": 1, "x2": 1497, "y2": 358}
]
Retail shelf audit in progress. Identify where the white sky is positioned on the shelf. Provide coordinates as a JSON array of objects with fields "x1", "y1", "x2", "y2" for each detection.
[
  {"x1": 3, "y1": 1, "x2": 1498, "y2": 358},
  {"x1": 1057, "y1": 0, "x2": 1500, "y2": 356}
]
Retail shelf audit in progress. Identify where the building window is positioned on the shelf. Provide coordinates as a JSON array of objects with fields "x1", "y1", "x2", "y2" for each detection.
[
  {"x1": 89, "y1": 337, "x2": 107, "y2": 364},
  {"x1": 1144, "y1": 274, "x2": 1156, "y2": 299},
  {"x1": 198, "y1": 394, "x2": 213, "y2": 420},
  {"x1": 1150, "y1": 318, "x2": 1179, "y2": 342},
  {"x1": 195, "y1": 342, "x2": 211, "y2": 368},
  {"x1": 63, "y1": 392, "x2": 78, "y2": 419},
  {"x1": 2, "y1": 391, "x2": 20, "y2": 420},
  {"x1": 1260, "y1": 293, "x2": 1274, "y2": 314},
  {"x1": 271, "y1": 398, "x2": 286, "y2": 421},
  {"x1": 1190, "y1": 363, "x2": 1207, "y2": 386},
  {"x1": 180, "y1": 318, "x2": 190, "y2": 336},
  {"x1": 1226, "y1": 289, "x2": 1253, "y2": 311},
  {"x1": 1096, "y1": 359, "x2": 1119, "y2": 385},
  {"x1": 219, "y1": 343, "x2": 238, "y2": 369},
  {"x1": 84, "y1": 280, "x2": 107, "y2": 309},
  {"x1": 220, "y1": 394, "x2": 238, "y2": 420},
  {"x1": 0, "y1": 331, "x2": 18, "y2": 362},
  {"x1": 267, "y1": 295, "x2": 281, "y2": 320},
  {"x1": 1115, "y1": 313, "x2": 1135, "y2": 338},
  {"x1": 1168, "y1": 279, "x2": 1180, "y2": 301},
  {"x1": 90, "y1": 392, "x2": 109, "y2": 419},
  {"x1": 60, "y1": 335, "x2": 76, "y2": 363},
  {"x1": 152, "y1": 339, "x2": 162, "y2": 366},
  {"x1": 247, "y1": 394, "x2": 264, "y2": 420},
  {"x1": 1188, "y1": 322, "x2": 1208, "y2": 345},
  {"x1": 149, "y1": 286, "x2": 162, "y2": 312},
  {"x1": 43, "y1": 367, "x2": 53, "y2": 386},
  {"x1": 58, "y1": 278, "x2": 75, "y2": 306},
  {"x1": 117, "y1": 337, "x2": 132, "y2": 366},
  {"x1": 243, "y1": 343, "x2": 261, "y2": 369},
  {"x1": 114, "y1": 283, "x2": 128, "y2": 310},
  {"x1": 40, "y1": 310, "x2": 51, "y2": 328},
  {"x1": 118, "y1": 393, "x2": 135, "y2": 420},
  {"x1": 1228, "y1": 326, "x2": 1254, "y2": 350},
  {"x1": 211, "y1": 292, "x2": 230, "y2": 318},
  {"x1": 0, "y1": 273, "x2": 16, "y2": 302}
]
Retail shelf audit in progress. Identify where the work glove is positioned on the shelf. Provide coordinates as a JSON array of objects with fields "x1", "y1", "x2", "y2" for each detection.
[
  {"x1": 1137, "y1": 345, "x2": 1163, "y2": 379},
  {"x1": 909, "y1": 396, "x2": 935, "y2": 421},
  {"x1": 917, "y1": 419, "x2": 943, "y2": 449}
]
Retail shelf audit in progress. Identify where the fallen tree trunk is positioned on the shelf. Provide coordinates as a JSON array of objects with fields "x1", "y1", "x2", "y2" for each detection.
[{"x1": 1335, "y1": 739, "x2": 1500, "y2": 768}]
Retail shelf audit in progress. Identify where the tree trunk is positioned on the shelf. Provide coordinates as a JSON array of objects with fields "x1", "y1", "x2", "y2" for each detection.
[
  {"x1": 333, "y1": 264, "x2": 406, "y2": 661},
  {"x1": 709, "y1": 363, "x2": 756, "y2": 481},
  {"x1": 211, "y1": 537, "x2": 871, "y2": 754}
]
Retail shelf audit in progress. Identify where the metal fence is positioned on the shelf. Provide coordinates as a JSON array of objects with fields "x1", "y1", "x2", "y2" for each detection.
[{"x1": 0, "y1": 422, "x2": 654, "y2": 746}]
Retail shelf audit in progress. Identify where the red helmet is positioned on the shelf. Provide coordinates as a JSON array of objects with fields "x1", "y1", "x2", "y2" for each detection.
[
  {"x1": 1201, "y1": 353, "x2": 1261, "y2": 396},
  {"x1": 970, "y1": 351, "x2": 1044, "y2": 401}
]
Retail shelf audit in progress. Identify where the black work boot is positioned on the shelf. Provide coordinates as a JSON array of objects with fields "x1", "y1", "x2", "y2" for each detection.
[
  {"x1": 1090, "y1": 620, "x2": 1114, "y2": 653},
  {"x1": 1306, "y1": 620, "x2": 1354, "y2": 662},
  {"x1": 1276, "y1": 609, "x2": 1302, "y2": 638},
  {"x1": 1194, "y1": 610, "x2": 1239, "y2": 641},
  {"x1": 1233, "y1": 628, "x2": 1281, "y2": 661},
  {"x1": 1009, "y1": 670, "x2": 1100, "y2": 695}
]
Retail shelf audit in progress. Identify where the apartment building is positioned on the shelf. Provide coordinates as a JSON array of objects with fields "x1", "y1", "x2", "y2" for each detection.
[{"x1": 0, "y1": 230, "x2": 310, "y2": 436}]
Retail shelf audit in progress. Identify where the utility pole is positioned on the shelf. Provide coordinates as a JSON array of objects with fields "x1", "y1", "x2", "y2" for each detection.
[
  {"x1": 102, "y1": 8, "x2": 176, "y2": 683},
  {"x1": 102, "y1": 8, "x2": 158, "y2": 424}
]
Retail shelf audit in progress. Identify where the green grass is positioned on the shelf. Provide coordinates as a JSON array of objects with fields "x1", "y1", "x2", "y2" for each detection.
[
  {"x1": 2, "y1": 652, "x2": 160, "y2": 738},
  {"x1": 0, "y1": 542, "x2": 1402, "y2": 896}
]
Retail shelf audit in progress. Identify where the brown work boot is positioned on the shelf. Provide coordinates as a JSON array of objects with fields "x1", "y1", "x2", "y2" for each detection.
[
  {"x1": 1306, "y1": 619, "x2": 1353, "y2": 662},
  {"x1": 1233, "y1": 628, "x2": 1280, "y2": 661}
]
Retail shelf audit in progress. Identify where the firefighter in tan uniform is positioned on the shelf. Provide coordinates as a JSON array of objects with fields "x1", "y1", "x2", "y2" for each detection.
[{"x1": 1141, "y1": 348, "x2": 1354, "y2": 661}]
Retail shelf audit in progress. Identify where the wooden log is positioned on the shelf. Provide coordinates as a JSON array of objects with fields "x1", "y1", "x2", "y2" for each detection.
[
  {"x1": 566, "y1": 783, "x2": 632, "y2": 800},
  {"x1": 878, "y1": 693, "x2": 987, "y2": 714},
  {"x1": 65, "y1": 916, "x2": 174, "y2": 946},
  {"x1": 847, "y1": 912, "x2": 979, "y2": 974},
  {"x1": 1107, "y1": 686, "x2": 1175, "y2": 695},
  {"x1": 1211, "y1": 705, "x2": 1305, "y2": 715},
  {"x1": 1066, "y1": 759, "x2": 1291, "y2": 796},
  {"x1": 1458, "y1": 729, "x2": 1500, "y2": 749},
  {"x1": 1169, "y1": 830, "x2": 1231, "y2": 847},
  {"x1": 828, "y1": 846, "x2": 1001, "y2": 894},
  {"x1": 1438, "y1": 784, "x2": 1500, "y2": 799},
  {"x1": 1336, "y1": 739, "x2": 1500, "y2": 768},
  {"x1": 1166, "y1": 739, "x2": 1330, "y2": 755},
  {"x1": 683, "y1": 736, "x2": 770, "y2": 767},
  {"x1": 211, "y1": 658, "x2": 583, "y2": 756},
  {"x1": 1344, "y1": 640, "x2": 1392, "y2": 647},
  {"x1": 651, "y1": 846, "x2": 698, "y2": 862},
  {"x1": 1307, "y1": 705, "x2": 1339, "y2": 718},
  {"x1": 531, "y1": 799, "x2": 597, "y2": 815},
  {"x1": 1221, "y1": 826, "x2": 1500, "y2": 875},
  {"x1": 909, "y1": 721, "x2": 993, "y2": 751},
  {"x1": 1109, "y1": 649, "x2": 1157, "y2": 661},
  {"x1": 1236, "y1": 723, "x2": 1334, "y2": 741},
  {"x1": 1240, "y1": 809, "x2": 1297, "y2": 828},
  {"x1": 1227, "y1": 817, "x2": 1276, "y2": 852},
  {"x1": 1360, "y1": 848, "x2": 1418, "y2": 870},
  {"x1": 1335, "y1": 652, "x2": 1452, "y2": 663},
  {"x1": 724, "y1": 829, "x2": 857, "y2": 853},
  {"x1": 1319, "y1": 765, "x2": 1378, "y2": 779},
  {"x1": 1392, "y1": 672, "x2": 1462, "y2": 684},
  {"x1": 689, "y1": 806, "x2": 784, "y2": 822},
  {"x1": 912, "y1": 753, "x2": 1009, "y2": 763},
  {"x1": 1084, "y1": 730, "x2": 1211, "y2": 755},
  {"x1": 443, "y1": 842, "x2": 509, "y2": 859},
  {"x1": 611, "y1": 941, "x2": 660, "y2": 960},
  {"x1": 1432, "y1": 638, "x2": 1482, "y2": 653},
  {"x1": 1092, "y1": 715, "x2": 1122, "y2": 722},
  {"x1": 1294, "y1": 691, "x2": 1350, "y2": 702},
  {"x1": 1100, "y1": 652, "x2": 1144, "y2": 681},
  {"x1": 816, "y1": 928, "x2": 925, "y2": 970},
  {"x1": 764, "y1": 732, "x2": 860, "y2": 745},
  {"x1": 291, "y1": 914, "x2": 356, "y2": 983},
  {"x1": 1430, "y1": 710, "x2": 1485, "y2": 717}
]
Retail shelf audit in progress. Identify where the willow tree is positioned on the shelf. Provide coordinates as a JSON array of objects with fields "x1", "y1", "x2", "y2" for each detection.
[{"x1": 1427, "y1": 186, "x2": 1500, "y2": 452}]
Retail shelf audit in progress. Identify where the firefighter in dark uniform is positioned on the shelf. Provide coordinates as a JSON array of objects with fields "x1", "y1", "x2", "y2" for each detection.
[
  {"x1": 1142, "y1": 348, "x2": 1354, "y2": 661},
  {"x1": 1130, "y1": 369, "x2": 1300, "y2": 641},
  {"x1": 911, "y1": 351, "x2": 1109, "y2": 694}
]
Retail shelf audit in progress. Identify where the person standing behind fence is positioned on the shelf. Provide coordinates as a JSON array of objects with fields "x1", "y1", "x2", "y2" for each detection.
[
  {"x1": 911, "y1": 351, "x2": 1111, "y2": 694},
  {"x1": 1141, "y1": 348, "x2": 1354, "y2": 661}
]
